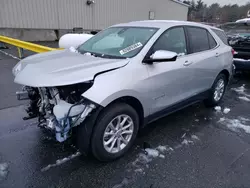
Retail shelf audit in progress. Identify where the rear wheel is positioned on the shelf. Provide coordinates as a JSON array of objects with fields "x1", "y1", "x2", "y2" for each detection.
[
  {"x1": 91, "y1": 103, "x2": 139, "y2": 161},
  {"x1": 204, "y1": 73, "x2": 227, "y2": 107}
]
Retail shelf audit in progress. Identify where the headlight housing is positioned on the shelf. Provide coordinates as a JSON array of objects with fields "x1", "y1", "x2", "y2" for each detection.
[{"x1": 12, "y1": 62, "x2": 22, "y2": 76}]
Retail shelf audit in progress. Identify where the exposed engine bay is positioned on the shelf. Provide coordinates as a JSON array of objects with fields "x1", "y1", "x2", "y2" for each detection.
[
  {"x1": 17, "y1": 82, "x2": 96, "y2": 142},
  {"x1": 12, "y1": 48, "x2": 129, "y2": 144}
]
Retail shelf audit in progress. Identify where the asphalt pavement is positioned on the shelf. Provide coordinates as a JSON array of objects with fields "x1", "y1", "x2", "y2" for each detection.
[{"x1": 1, "y1": 46, "x2": 250, "y2": 188}]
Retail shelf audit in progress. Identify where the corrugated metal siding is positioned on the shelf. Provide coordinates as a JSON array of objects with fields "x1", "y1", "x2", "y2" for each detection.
[
  {"x1": 0, "y1": 0, "x2": 188, "y2": 30},
  {"x1": 93, "y1": 0, "x2": 188, "y2": 29},
  {"x1": 1, "y1": 0, "x2": 58, "y2": 29},
  {"x1": 57, "y1": 0, "x2": 93, "y2": 30},
  {"x1": 92, "y1": 0, "x2": 151, "y2": 30}
]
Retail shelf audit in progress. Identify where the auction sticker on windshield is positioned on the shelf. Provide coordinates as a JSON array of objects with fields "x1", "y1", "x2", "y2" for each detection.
[{"x1": 119, "y1": 42, "x2": 143, "y2": 55}]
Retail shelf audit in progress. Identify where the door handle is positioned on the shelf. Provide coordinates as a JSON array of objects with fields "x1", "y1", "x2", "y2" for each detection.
[
  {"x1": 183, "y1": 61, "x2": 193, "y2": 66},
  {"x1": 215, "y1": 53, "x2": 220, "y2": 57}
]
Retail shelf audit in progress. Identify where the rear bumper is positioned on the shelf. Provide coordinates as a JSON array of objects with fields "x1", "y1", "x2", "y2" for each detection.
[{"x1": 233, "y1": 58, "x2": 250, "y2": 71}]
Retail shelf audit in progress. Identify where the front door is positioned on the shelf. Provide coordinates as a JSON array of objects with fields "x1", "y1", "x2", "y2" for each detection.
[{"x1": 145, "y1": 26, "x2": 195, "y2": 115}]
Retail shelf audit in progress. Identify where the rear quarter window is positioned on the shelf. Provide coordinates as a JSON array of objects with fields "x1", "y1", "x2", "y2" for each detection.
[
  {"x1": 208, "y1": 32, "x2": 217, "y2": 49},
  {"x1": 212, "y1": 29, "x2": 229, "y2": 45}
]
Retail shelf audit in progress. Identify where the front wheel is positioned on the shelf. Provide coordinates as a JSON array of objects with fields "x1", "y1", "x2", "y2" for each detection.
[
  {"x1": 204, "y1": 73, "x2": 227, "y2": 107},
  {"x1": 90, "y1": 103, "x2": 139, "y2": 161}
]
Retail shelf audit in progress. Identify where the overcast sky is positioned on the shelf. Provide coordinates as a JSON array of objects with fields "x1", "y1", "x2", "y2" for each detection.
[{"x1": 202, "y1": 0, "x2": 250, "y2": 6}]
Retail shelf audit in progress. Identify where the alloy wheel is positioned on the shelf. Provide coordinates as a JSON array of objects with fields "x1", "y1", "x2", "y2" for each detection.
[{"x1": 103, "y1": 114, "x2": 134, "y2": 154}]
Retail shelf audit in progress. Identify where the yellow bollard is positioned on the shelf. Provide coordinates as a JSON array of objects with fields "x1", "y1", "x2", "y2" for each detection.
[{"x1": 17, "y1": 47, "x2": 24, "y2": 59}]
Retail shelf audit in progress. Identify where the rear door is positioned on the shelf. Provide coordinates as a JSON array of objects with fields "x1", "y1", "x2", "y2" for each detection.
[{"x1": 184, "y1": 26, "x2": 220, "y2": 94}]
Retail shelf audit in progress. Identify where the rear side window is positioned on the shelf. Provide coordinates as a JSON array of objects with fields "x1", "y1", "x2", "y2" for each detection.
[
  {"x1": 187, "y1": 27, "x2": 210, "y2": 53},
  {"x1": 212, "y1": 29, "x2": 228, "y2": 45},
  {"x1": 208, "y1": 32, "x2": 217, "y2": 49}
]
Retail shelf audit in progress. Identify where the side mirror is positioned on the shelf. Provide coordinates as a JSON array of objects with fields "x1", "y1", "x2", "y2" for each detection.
[{"x1": 143, "y1": 50, "x2": 178, "y2": 64}]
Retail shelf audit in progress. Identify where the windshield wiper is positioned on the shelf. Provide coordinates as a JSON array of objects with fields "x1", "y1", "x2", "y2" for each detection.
[
  {"x1": 100, "y1": 54, "x2": 126, "y2": 59},
  {"x1": 79, "y1": 50, "x2": 126, "y2": 59}
]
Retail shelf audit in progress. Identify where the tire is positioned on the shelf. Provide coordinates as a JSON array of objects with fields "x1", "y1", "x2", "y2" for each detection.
[
  {"x1": 204, "y1": 73, "x2": 228, "y2": 107},
  {"x1": 90, "y1": 103, "x2": 139, "y2": 161}
]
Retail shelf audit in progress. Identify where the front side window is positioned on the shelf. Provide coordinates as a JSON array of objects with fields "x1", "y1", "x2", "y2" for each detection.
[
  {"x1": 187, "y1": 27, "x2": 210, "y2": 53},
  {"x1": 77, "y1": 27, "x2": 158, "y2": 58},
  {"x1": 152, "y1": 27, "x2": 187, "y2": 55}
]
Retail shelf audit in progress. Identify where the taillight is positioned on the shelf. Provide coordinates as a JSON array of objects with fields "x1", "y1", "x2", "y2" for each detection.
[
  {"x1": 231, "y1": 48, "x2": 237, "y2": 55},
  {"x1": 231, "y1": 48, "x2": 235, "y2": 55}
]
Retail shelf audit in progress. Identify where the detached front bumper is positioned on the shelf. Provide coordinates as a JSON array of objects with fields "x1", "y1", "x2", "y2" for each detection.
[{"x1": 234, "y1": 58, "x2": 250, "y2": 71}]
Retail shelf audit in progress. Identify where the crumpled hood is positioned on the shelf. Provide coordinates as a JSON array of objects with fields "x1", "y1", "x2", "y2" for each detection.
[
  {"x1": 13, "y1": 50, "x2": 129, "y2": 87},
  {"x1": 227, "y1": 34, "x2": 250, "y2": 46}
]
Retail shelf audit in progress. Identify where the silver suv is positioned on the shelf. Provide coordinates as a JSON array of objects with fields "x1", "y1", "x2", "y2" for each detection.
[{"x1": 13, "y1": 20, "x2": 234, "y2": 161}]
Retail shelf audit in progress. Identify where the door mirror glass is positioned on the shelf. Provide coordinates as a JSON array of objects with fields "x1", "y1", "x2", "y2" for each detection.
[{"x1": 150, "y1": 50, "x2": 178, "y2": 60}]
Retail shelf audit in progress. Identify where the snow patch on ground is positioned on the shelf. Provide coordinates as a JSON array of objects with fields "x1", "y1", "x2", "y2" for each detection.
[
  {"x1": 174, "y1": 144, "x2": 182, "y2": 149},
  {"x1": 214, "y1": 106, "x2": 231, "y2": 116},
  {"x1": 131, "y1": 153, "x2": 152, "y2": 172},
  {"x1": 168, "y1": 147, "x2": 174, "y2": 151},
  {"x1": 214, "y1": 106, "x2": 222, "y2": 112},
  {"x1": 120, "y1": 137, "x2": 198, "y2": 187},
  {"x1": 0, "y1": 162, "x2": 9, "y2": 181},
  {"x1": 231, "y1": 85, "x2": 246, "y2": 94},
  {"x1": 223, "y1": 108, "x2": 231, "y2": 114},
  {"x1": 41, "y1": 151, "x2": 81, "y2": 172},
  {"x1": 145, "y1": 148, "x2": 159, "y2": 158},
  {"x1": 239, "y1": 96, "x2": 250, "y2": 102},
  {"x1": 239, "y1": 117, "x2": 250, "y2": 122},
  {"x1": 232, "y1": 85, "x2": 250, "y2": 101},
  {"x1": 112, "y1": 177, "x2": 129, "y2": 188},
  {"x1": 156, "y1": 145, "x2": 167, "y2": 152},
  {"x1": 159, "y1": 154, "x2": 165, "y2": 159},
  {"x1": 131, "y1": 145, "x2": 174, "y2": 172},
  {"x1": 191, "y1": 135, "x2": 200, "y2": 140},
  {"x1": 219, "y1": 117, "x2": 226, "y2": 122},
  {"x1": 134, "y1": 168, "x2": 144, "y2": 173},
  {"x1": 156, "y1": 145, "x2": 173, "y2": 152},
  {"x1": 181, "y1": 139, "x2": 194, "y2": 145},
  {"x1": 219, "y1": 117, "x2": 250, "y2": 134},
  {"x1": 181, "y1": 133, "x2": 186, "y2": 138}
]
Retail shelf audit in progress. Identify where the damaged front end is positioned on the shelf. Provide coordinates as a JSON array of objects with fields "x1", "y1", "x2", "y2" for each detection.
[{"x1": 17, "y1": 82, "x2": 96, "y2": 142}]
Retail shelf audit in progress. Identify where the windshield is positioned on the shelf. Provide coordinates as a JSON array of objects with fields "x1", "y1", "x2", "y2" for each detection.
[
  {"x1": 77, "y1": 27, "x2": 158, "y2": 58},
  {"x1": 220, "y1": 23, "x2": 250, "y2": 37}
]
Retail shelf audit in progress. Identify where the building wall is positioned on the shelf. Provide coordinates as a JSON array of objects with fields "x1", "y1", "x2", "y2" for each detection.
[
  {"x1": 0, "y1": 0, "x2": 59, "y2": 29},
  {"x1": 0, "y1": 0, "x2": 188, "y2": 30}
]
